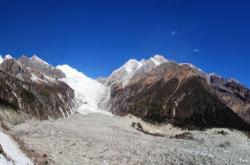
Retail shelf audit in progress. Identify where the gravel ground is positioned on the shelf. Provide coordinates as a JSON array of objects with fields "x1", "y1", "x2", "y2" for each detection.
[{"x1": 8, "y1": 113, "x2": 250, "y2": 165}]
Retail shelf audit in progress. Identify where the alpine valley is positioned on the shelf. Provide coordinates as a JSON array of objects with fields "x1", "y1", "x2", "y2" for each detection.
[{"x1": 0, "y1": 54, "x2": 250, "y2": 165}]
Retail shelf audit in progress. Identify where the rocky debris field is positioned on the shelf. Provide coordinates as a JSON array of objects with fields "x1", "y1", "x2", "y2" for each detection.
[{"x1": 5, "y1": 113, "x2": 250, "y2": 165}]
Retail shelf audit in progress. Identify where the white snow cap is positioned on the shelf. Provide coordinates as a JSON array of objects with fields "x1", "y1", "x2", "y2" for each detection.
[
  {"x1": 121, "y1": 55, "x2": 168, "y2": 73},
  {"x1": 149, "y1": 54, "x2": 169, "y2": 66},
  {"x1": 4, "y1": 54, "x2": 13, "y2": 60},
  {"x1": 107, "y1": 54, "x2": 169, "y2": 87},
  {"x1": 0, "y1": 55, "x2": 3, "y2": 64},
  {"x1": 123, "y1": 59, "x2": 142, "y2": 73},
  {"x1": 116, "y1": 54, "x2": 168, "y2": 73},
  {"x1": 30, "y1": 54, "x2": 49, "y2": 65}
]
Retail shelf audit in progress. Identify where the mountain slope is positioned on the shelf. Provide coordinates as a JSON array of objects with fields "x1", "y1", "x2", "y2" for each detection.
[
  {"x1": 106, "y1": 55, "x2": 250, "y2": 130},
  {"x1": 208, "y1": 74, "x2": 250, "y2": 123},
  {"x1": 0, "y1": 55, "x2": 74, "y2": 124}
]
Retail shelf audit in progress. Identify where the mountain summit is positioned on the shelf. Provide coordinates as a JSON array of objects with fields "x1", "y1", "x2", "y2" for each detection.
[{"x1": 105, "y1": 55, "x2": 169, "y2": 87}]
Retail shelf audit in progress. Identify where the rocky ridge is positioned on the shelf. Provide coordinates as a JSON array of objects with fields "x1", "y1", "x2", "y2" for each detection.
[{"x1": 0, "y1": 55, "x2": 74, "y2": 124}]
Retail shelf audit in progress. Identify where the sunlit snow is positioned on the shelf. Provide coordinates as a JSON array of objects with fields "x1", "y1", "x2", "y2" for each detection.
[
  {"x1": 0, "y1": 131, "x2": 32, "y2": 165},
  {"x1": 57, "y1": 65, "x2": 111, "y2": 116}
]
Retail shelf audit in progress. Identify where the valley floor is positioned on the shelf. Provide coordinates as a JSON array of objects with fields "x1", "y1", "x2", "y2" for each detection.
[{"x1": 7, "y1": 113, "x2": 250, "y2": 165}]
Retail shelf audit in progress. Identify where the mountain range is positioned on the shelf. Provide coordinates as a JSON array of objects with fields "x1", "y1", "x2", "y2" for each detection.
[
  {"x1": 0, "y1": 54, "x2": 249, "y2": 130},
  {"x1": 103, "y1": 55, "x2": 250, "y2": 130}
]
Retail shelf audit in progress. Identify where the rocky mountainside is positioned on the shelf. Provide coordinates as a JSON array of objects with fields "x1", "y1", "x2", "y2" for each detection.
[
  {"x1": 0, "y1": 55, "x2": 74, "y2": 124},
  {"x1": 105, "y1": 55, "x2": 250, "y2": 130},
  {"x1": 18, "y1": 55, "x2": 65, "y2": 79},
  {"x1": 208, "y1": 74, "x2": 250, "y2": 124}
]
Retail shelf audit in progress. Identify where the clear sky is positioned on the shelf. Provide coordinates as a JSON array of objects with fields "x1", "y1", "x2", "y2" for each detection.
[{"x1": 0, "y1": 0, "x2": 249, "y2": 87}]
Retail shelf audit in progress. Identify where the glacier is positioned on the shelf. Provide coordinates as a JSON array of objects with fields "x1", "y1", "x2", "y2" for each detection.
[{"x1": 57, "y1": 64, "x2": 111, "y2": 116}]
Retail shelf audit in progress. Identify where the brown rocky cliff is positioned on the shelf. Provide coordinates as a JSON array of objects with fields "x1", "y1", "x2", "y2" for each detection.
[
  {"x1": 109, "y1": 63, "x2": 250, "y2": 131},
  {"x1": 0, "y1": 57, "x2": 74, "y2": 123}
]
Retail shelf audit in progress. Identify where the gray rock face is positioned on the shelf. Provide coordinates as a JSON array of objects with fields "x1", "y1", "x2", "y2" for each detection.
[
  {"x1": 18, "y1": 55, "x2": 65, "y2": 79},
  {"x1": 0, "y1": 56, "x2": 74, "y2": 123},
  {"x1": 0, "y1": 58, "x2": 32, "y2": 82},
  {"x1": 207, "y1": 74, "x2": 250, "y2": 124}
]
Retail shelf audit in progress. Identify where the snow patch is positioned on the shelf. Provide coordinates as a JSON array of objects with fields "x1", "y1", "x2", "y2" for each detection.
[
  {"x1": 59, "y1": 107, "x2": 66, "y2": 118},
  {"x1": 0, "y1": 55, "x2": 3, "y2": 64},
  {"x1": 30, "y1": 73, "x2": 42, "y2": 83},
  {"x1": 0, "y1": 131, "x2": 32, "y2": 165}
]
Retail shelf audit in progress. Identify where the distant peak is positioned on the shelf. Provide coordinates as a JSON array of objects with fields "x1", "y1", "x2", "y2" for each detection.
[
  {"x1": 149, "y1": 54, "x2": 168, "y2": 66},
  {"x1": 30, "y1": 54, "x2": 41, "y2": 60},
  {"x1": 124, "y1": 59, "x2": 139, "y2": 65},
  {"x1": 153, "y1": 54, "x2": 166, "y2": 59},
  {"x1": 123, "y1": 59, "x2": 142, "y2": 73},
  {"x1": 115, "y1": 54, "x2": 169, "y2": 74},
  {"x1": 19, "y1": 54, "x2": 29, "y2": 59},
  {"x1": 4, "y1": 54, "x2": 13, "y2": 60},
  {"x1": 30, "y1": 54, "x2": 49, "y2": 65}
]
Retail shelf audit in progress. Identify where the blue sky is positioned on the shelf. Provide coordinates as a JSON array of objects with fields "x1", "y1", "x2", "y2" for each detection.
[{"x1": 0, "y1": 0, "x2": 250, "y2": 87}]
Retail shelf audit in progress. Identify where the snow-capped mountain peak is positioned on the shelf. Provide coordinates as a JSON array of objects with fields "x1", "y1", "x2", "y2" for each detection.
[
  {"x1": 105, "y1": 54, "x2": 169, "y2": 87},
  {"x1": 149, "y1": 54, "x2": 168, "y2": 66},
  {"x1": 30, "y1": 54, "x2": 49, "y2": 65},
  {"x1": 123, "y1": 59, "x2": 142, "y2": 73},
  {"x1": 4, "y1": 54, "x2": 13, "y2": 60},
  {"x1": 112, "y1": 55, "x2": 168, "y2": 75}
]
